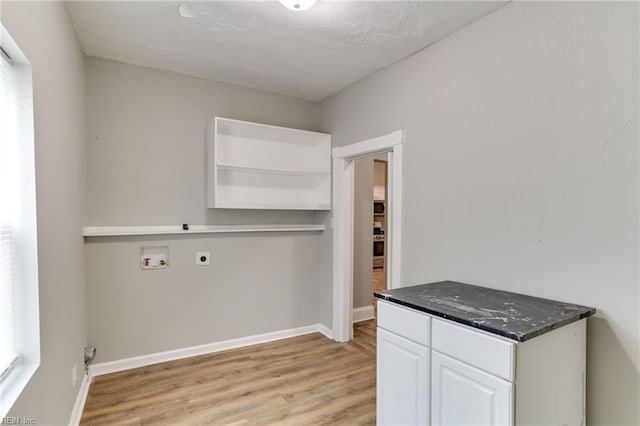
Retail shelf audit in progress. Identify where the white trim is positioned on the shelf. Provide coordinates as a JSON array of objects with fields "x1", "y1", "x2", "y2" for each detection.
[
  {"x1": 83, "y1": 224, "x2": 325, "y2": 237},
  {"x1": 216, "y1": 116, "x2": 331, "y2": 138},
  {"x1": 353, "y1": 306, "x2": 375, "y2": 323},
  {"x1": 88, "y1": 324, "x2": 329, "y2": 378},
  {"x1": 332, "y1": 156, "x2": 354, "y2": 342},
  {"x1": 317, "y1": 324, "x2": 334, "y2": 340},
  {"x1": 68, "y1": 372, "x2": 92, "y2": 426},
  {"x1": 387, "y1": 143, "x2": 404, "y2": 289},
  {"x1": 0, "y1": 24, "x2": 40, "y2": 420},
  {"x1": 332, "y1": 130, "x2": 403, "y2": 159},
  {"x1": 332, "y1": 130, "x2": 404, "y2": 342},
  {"x1": 68, "y1": 324, "x2": 333, "y2": 423},
  {"x1": 0, "y1": 363, "x2": 38, "y2": 419}
]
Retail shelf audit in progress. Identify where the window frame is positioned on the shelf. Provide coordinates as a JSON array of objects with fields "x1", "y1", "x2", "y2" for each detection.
[{"x1": 0, "y1": 23, "x2": 40, "y2": 418}]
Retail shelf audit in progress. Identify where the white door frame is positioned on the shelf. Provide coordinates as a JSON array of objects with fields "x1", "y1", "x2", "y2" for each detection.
[{"x1": 331, "y1": 130, "x2": 404, "y2": 342}]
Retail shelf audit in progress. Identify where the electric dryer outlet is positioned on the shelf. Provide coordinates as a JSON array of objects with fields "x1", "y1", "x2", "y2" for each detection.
[{"x1": 196, "y1": 252, "x2": 211, "y2": 266}]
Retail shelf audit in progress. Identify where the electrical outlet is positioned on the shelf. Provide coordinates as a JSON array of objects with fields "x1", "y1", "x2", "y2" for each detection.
[
  {"x1": 72, "y1": 365, "x2": 77, "y2": 389},
  {"x1": 196, "y1": 252, "x2": 211, "y2": 266}
]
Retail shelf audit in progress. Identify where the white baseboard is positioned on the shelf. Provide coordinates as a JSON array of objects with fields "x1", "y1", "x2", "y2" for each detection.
[
  {"x1": 317, "y1": 324, "x2": 333, "y2": 339},
  {"x1": 353, "y1": 306, "x2": 375, "y2": 323},
  {"x1": 89, "y1": 323, "x2": 330, "y2": 378},
  {"x1": 68, "y1": 371, "x2": 91, "y2": 426},
  {"x1": 73, "y1": 323, "x2": 333, "y2": 422}
]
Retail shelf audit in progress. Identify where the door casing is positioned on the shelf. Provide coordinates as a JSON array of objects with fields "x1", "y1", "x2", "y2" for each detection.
[{"x1": 331, "y1": 130, "x2": 404, "y2": 342}]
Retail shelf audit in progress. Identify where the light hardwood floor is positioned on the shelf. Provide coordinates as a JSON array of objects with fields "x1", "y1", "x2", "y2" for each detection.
[
  {"x1": 372, "y1": 268, "x2": 385, "y2": 294},
  {"x1": 81, "y1": 320, "x2": 377, "y2": 425},
  {"x1": 372, "y1": 267, "x2": 386, "y2": 317}
]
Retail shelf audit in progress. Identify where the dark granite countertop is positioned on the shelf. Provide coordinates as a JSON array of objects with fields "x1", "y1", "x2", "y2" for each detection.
[{"x1": 374, "y1": 281, "x2": 595, "y2": 342}]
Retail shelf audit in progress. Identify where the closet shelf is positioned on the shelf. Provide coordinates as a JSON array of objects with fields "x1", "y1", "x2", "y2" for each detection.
[
  {"x1": 213, "y1": 201, "x2": 331, "y2": 211},
  {"x1": 83, "y1": 224, "x2": 325, "y2": 237},
  {"x1": 216, "y1": 162, "x2": 328, "y2": 176},
  {"x1": 208, "y1": 117, "x2": 331, "y2": 210}
]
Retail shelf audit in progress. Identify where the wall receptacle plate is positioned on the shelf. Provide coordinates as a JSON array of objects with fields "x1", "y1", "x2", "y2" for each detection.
[{"x1": 196, "y1": 252, "x2": 211, "y2": 266}]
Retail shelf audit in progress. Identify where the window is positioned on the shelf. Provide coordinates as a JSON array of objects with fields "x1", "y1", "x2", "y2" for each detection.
[
  {"x1": 0, "y1": 42, "x2": 19, "y2": 382},
  {"x1": 0, "y1": 25, "x2": 39, "y2": 417}
]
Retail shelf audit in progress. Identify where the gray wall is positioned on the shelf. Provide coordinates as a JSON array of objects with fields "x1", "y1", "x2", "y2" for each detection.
[
  {"x1": 353, "y1": 157, "x2": 373, "y2": 309},
  {"x1": 84, "y1": 58, "x2": 325, "y2": 362},
  {"x1": 3, "y1": 1, "x2": 88, "y2": 423},
  {"x1": 318, "y1": 2, "x2": 639, "y2": 424},
  {"x1": 86, "y1": 57, "x2": 319, "y2": 226}
]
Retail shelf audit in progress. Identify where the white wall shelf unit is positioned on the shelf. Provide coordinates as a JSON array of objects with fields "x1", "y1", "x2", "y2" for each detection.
[
  {"x1": 207, "y1": 117, "x2": 331, "y2": 210},
  {"x1": 83, "y1": 224, "x2": 325, "y2": 237}
]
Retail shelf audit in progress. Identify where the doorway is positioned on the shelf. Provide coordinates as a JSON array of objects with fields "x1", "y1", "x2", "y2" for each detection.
[
  {"x1": 331, "y1": 130, "x2": 404, "y2": 342},
  {"x1": 372, "y1": 158, "x2": 388, "y2": 314},
  {"x1": 352, "y1": 155, "x2": 388, "y2": 323}
]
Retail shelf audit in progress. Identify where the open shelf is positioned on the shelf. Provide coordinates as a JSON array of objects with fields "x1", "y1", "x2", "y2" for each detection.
[
  {"x1": 83, "y1": 224, "x2": 326, "y2": 237},
  {"x1": 208, "y1": 117, "x2": 331, "y2": 210},
  {"x1": 216, "y1": 162, "x2": 327, "y2": 176}
]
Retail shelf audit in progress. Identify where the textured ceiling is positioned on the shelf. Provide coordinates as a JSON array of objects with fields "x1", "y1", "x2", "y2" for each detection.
[{"x1": 65, "y1": 1, "x2": 506, "y2": 101}]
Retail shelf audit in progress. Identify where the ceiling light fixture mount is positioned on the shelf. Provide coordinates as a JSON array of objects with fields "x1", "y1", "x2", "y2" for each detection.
[{"x1": 278, "y1": 0, "x2": 318, "y2": 11}]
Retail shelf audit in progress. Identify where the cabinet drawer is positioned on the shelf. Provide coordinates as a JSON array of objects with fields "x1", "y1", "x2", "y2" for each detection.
[
  {"x1": 432, "y1": 318, "x2": 515, "y2": 381},
  {"x1": 377, "y1": 300, "x2": 431, "y2": 347}
]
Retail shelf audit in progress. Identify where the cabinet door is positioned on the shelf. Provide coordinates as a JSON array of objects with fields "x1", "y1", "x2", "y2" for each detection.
[
  {"x1": 377, "y1": 328, "x2": 430, "y2": 426},
  {"x1": 431, "y1": 351, "x2": 513, "y2": 426}
]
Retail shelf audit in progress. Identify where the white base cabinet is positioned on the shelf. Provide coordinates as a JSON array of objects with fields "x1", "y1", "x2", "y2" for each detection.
[{"x1": 377, "y1": 300, "x2": 587, "y2": 426}]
